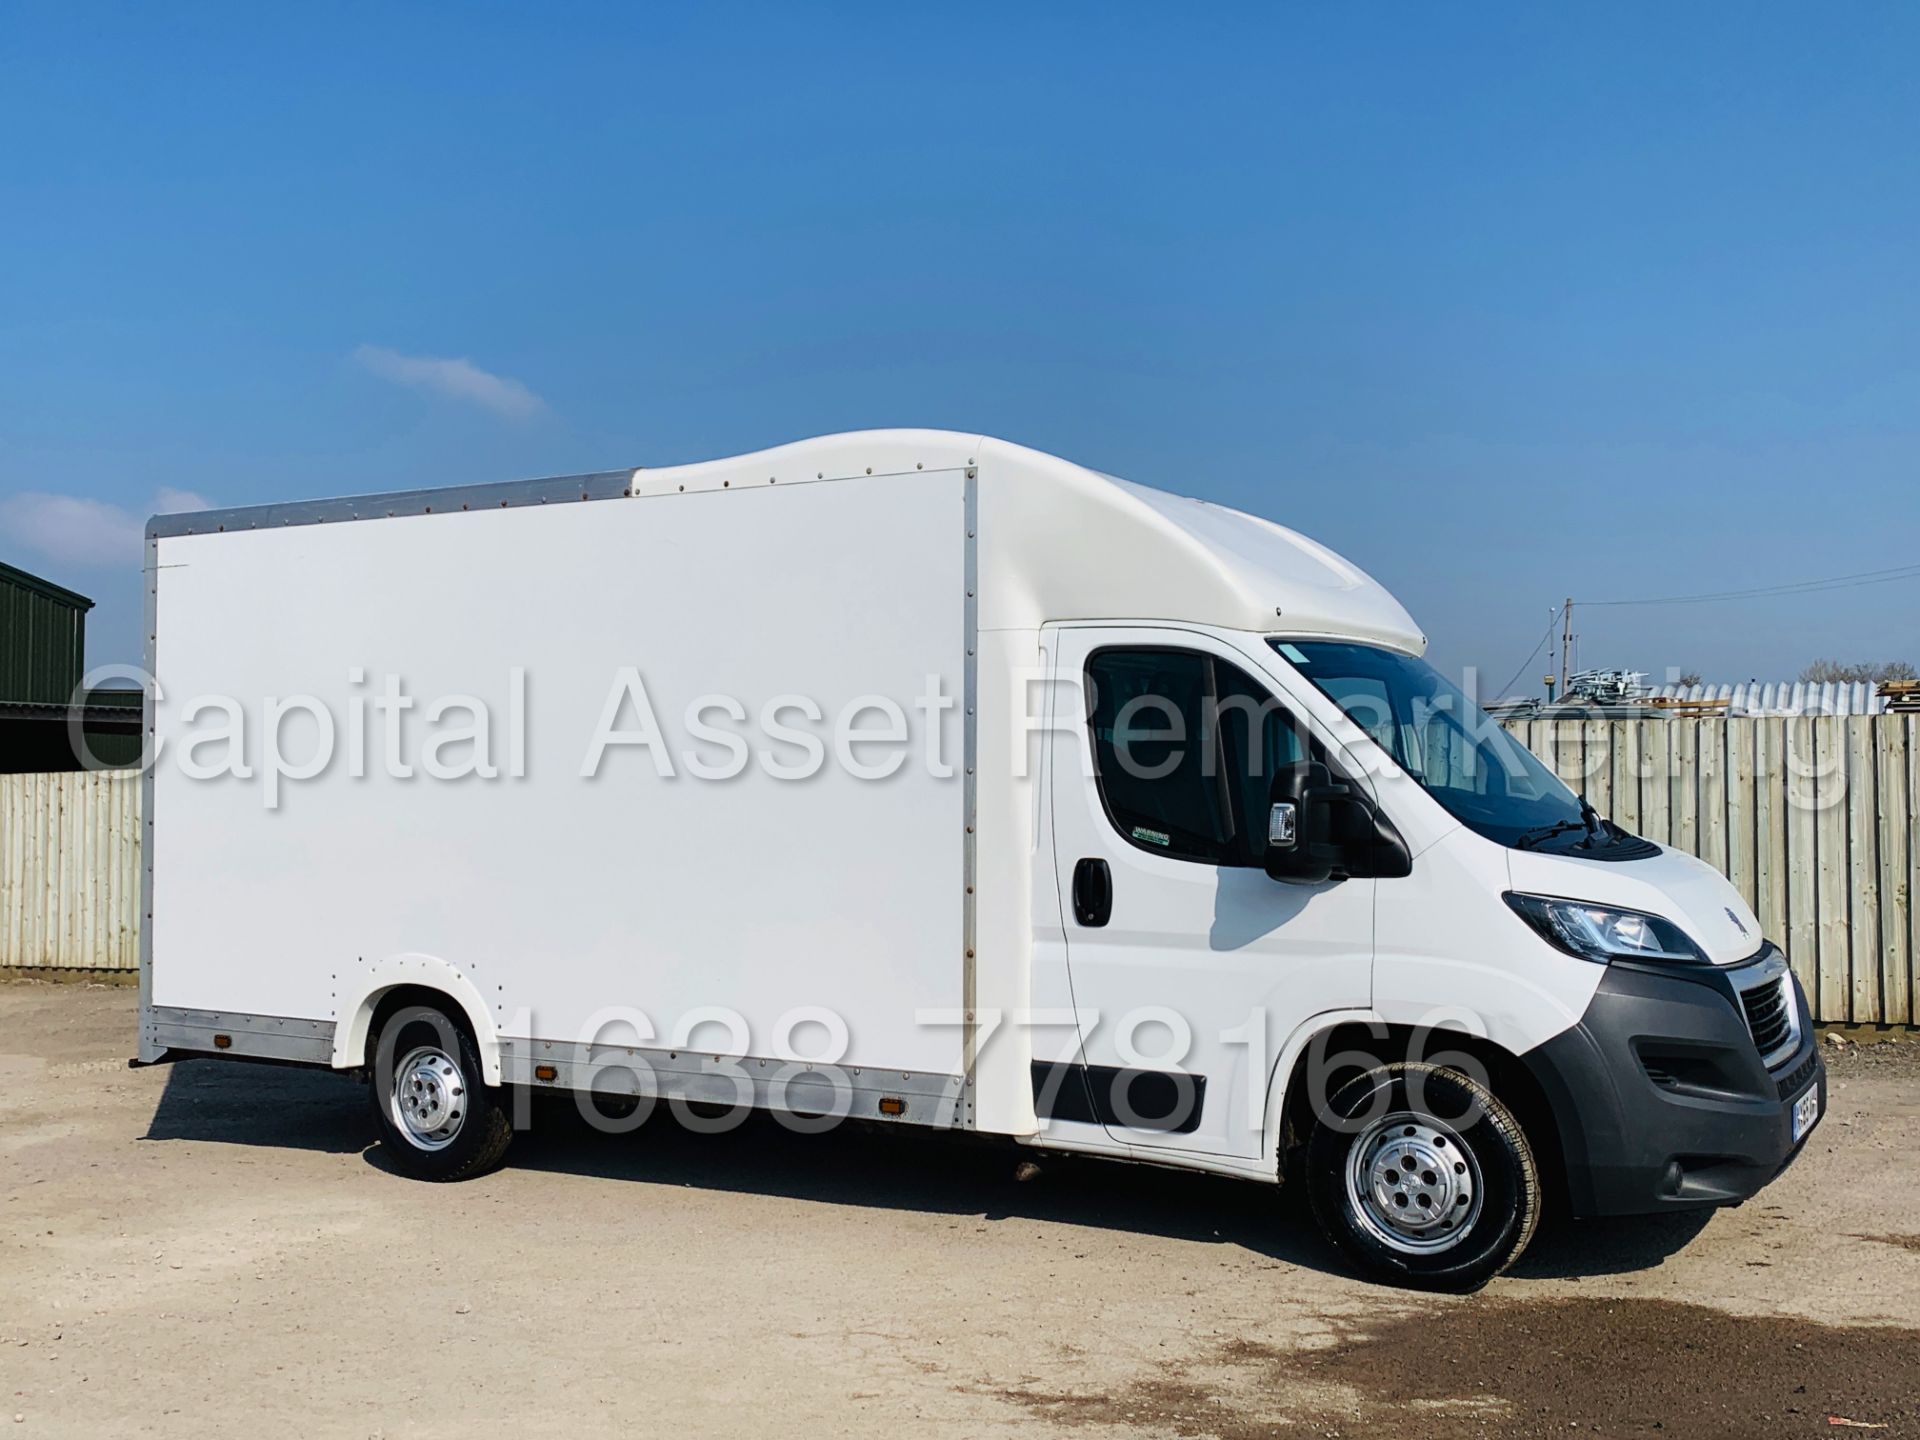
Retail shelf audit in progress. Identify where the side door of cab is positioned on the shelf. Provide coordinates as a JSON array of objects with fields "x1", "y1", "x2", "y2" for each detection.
[{"x1": 1042, "y1": 625, "x2": 1376, "y2": 1163}]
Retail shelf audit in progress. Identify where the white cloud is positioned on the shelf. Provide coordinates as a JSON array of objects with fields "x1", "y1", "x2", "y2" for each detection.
[
  {"x1": 0, "y1": 488, "x2": 212, "y2": 570},
  {"x1": 352, "y1": 344, "x2": 545, "y2": 420},
  {"x1": 154, "y1": 487, "x2": 209, "y2": 515}
]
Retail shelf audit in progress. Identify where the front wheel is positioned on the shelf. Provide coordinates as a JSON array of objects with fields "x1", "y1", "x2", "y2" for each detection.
[
  {"x1": 1305, "y1": 1061, "x2": 1539, "y2": 1291},
  {"x1": 368, "y1": 1003, "x2": 514, "y2": 1181}
]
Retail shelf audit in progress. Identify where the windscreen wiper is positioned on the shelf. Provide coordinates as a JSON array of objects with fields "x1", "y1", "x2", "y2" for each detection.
[
  {"x1": 1574, "y1": 793, "x2": 1610, "y2": 848},
  {"x1": 1514, "y1": 818, "x2": 1588, "y2": 850},
  {"x1": 1518, "y1": 796, "x2": 1624, "y2": 852}
]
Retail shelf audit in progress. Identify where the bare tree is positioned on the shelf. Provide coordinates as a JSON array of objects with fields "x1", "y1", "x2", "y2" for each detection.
[
  {"x1": 1799, "y1": 659, "x2": 1917, "y2": 684},
  {"x1": 1675, "y1": 670, "x2": 1703, "y2": 688}
]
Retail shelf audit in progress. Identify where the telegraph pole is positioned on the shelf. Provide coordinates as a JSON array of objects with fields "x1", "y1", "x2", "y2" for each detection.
[{"x1": 1559, "y1": 597, "x2": 1574, "y2": 691}]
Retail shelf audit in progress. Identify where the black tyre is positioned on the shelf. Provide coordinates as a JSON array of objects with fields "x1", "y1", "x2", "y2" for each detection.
[
  {"x1": 1305, "y1": 1061, "x2": 1539, "y2": 1291},
  {"x1": 367, "y1": 1003, "x2": 514, "y2": 1181}
]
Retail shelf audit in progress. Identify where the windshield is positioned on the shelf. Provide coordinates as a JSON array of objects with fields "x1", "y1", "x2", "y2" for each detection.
[{"x1": 1271, "y1": 638, "x2": 1591, "y2": 849}]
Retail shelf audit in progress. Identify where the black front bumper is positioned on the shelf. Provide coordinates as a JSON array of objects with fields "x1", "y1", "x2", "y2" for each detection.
[{"x1": 1523, "y1": 948, "x2": 1824, "y2": 1218}]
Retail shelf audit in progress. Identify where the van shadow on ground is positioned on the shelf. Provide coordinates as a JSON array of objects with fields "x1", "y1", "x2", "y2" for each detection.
[{"x1": 145, "y1": 1056, "x2": 1708, "y2": 1284}]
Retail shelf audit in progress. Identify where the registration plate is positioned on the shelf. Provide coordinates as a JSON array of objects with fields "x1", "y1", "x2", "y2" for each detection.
[{"x1": 1792, "y1": 1084, "x2": 1821, "y2": 1143}]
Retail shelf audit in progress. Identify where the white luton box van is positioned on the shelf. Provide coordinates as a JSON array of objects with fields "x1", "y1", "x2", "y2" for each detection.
[{"x1": 137, "y1": 430, "x2": 1822, "y2": 1288}]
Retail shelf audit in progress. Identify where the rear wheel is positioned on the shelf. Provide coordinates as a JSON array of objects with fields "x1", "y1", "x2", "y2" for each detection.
[
  {"x1": 1306, "y1": 1061, "x2": 1539, "y2": 1291},
  {"x1": 368, "y1": 1003, "x2": 514, "y2": 1181}
]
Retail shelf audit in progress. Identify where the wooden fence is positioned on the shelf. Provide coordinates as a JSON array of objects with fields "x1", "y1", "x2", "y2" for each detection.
[
  {"x1": 0, "y1": 724, "x2": 1915, "y2": 1024},
  {"x1": 1506, "y1": 715, "x2": 1917, "y2": 1026},
  {"x1": 0, "y1": 770, "x2": 143, "y2": 975}
]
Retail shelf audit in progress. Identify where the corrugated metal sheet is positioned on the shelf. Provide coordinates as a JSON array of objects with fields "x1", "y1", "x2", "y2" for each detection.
[
  {"x1": 0, "y1": 695, "x2": 146, "y2": 774},
  {"x1": 0, "y1": 771, "x2": 142, "y2": 972},
  {"x1": 1642, "y1": 681, "x2": 1887, "y2": 716},
  {"x1": 0, "y1": 561, "x2": 93, "y2": 705}
]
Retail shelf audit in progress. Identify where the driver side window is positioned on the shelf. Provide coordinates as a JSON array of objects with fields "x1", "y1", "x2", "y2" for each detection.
[{"x1": 1084, "y1": 648, "x2": 1309, "y2": 867}]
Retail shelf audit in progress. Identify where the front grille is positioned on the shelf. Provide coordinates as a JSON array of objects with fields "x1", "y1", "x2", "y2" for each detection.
[{"x1": 1741, "y1": 975, "x2": 1794, "y2": 1061}]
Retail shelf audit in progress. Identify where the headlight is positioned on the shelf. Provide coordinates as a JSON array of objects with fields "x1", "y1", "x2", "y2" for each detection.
[{"x1": 1503, "y1": 892, "x2": 1706, "y2": 965}]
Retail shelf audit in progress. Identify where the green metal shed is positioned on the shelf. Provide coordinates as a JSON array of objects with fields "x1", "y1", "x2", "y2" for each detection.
[
  {"x1": 0, "y1": 560, "x2": 93, "y2": 705},
  {"x1": 0, "y1": 561, "x2": 142, "y2": 770}
]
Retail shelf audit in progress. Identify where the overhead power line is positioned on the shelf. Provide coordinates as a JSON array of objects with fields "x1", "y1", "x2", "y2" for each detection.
[
  {"x1": 1584, "y1": 563, "x2": 1920, "y2": 609},
  {"x1": 1496, "y1": 562, "x2": 1919, "y2": 702},
  {"x1": 1493, "y1": 605, "x2": 1562, "y2": 700}
]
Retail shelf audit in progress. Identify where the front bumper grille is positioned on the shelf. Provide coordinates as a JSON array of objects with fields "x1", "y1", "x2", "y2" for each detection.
[{"x1": 1774, "y1": 1047, "x2": 1818, "y2": 1101}]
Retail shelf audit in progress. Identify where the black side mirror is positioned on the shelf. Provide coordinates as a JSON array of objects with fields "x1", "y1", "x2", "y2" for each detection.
[
  {"x1": 1264, "y1": 760, "x2": 1351, "y2": 884},
  {"x1": 1264, "y1": 760, "x2": 1411, "y2": 884}
]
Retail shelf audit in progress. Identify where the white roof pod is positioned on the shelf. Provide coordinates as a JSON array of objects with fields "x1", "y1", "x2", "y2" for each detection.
[{"x1": 632, "y1": 429, "x2": 1425, "y2": 652}]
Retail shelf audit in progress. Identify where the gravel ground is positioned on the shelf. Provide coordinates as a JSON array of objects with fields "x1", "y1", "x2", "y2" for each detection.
[{"x1": 2, "y1": 983, "x2": 1917, "y2": 1438}]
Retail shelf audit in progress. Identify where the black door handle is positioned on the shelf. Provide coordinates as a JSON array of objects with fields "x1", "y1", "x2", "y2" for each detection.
[{"x1": 1072, "y1": 857, "x2": 1112, "y2": 928}]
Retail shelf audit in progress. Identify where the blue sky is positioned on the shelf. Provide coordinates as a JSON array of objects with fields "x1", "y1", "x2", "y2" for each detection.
[{"x1": 3, "y1": 3, "x2": 1915, "y2": 690}]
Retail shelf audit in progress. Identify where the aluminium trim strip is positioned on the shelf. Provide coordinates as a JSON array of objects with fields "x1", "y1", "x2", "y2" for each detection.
[
  {"x1": 144, "y1": 469, "x2": 639, "y2": 540},
  {"x1": 500, "y1": 1040, "x2": 966, "y2": 1128},
  {"x1": 961, "y1": 462, "x2": 979, "y2": 1129},
  {"x1": 147, "y1": 1006, "x2": 336, "y2": 1065},
  {"x1": 138, "y1": 1005, "x2": 970, "y2": 1130},
  {"x1": 136, "y1": 529, "x2": 161, "y2": 1061}
]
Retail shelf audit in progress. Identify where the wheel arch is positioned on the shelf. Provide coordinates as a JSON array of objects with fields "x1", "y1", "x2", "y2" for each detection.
[
  {"x1": 333, "y1": 953, "x2": 503, "y2": 1085},
  {"x1": 1267, "y1": 1017, "x2": 1568, "y2": 1214}
]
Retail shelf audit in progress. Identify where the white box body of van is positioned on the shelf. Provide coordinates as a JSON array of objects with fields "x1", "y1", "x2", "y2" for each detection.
[{"x1": 137, "y1": 429, "x2": 1822, "y2": 1283}]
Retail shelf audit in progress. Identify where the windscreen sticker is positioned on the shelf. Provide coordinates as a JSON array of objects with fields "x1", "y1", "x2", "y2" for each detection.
[
  {"x1": 1277, "y1": 642, "x2": 1309, "y2": 664},
  {"x1": 1132, "y1": 826, "x2": 1171, "y2": 847}
]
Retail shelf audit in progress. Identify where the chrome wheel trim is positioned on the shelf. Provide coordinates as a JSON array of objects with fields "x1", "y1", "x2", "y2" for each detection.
[
  {"x1": 390, "y1": 1045, "x2": 467, "y2": 1152},
  {"x1": 1344, "y1": 1109, "x2": 1484, "y2": 1256}
]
